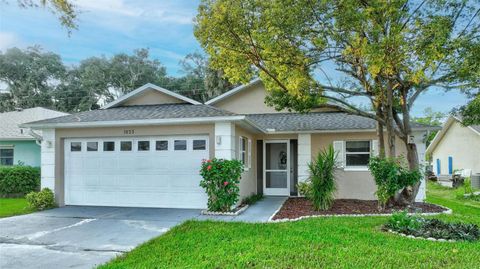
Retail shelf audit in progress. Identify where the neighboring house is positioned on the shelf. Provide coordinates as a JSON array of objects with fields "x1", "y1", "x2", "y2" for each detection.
[
  {"x1": 0, "y1": 107, "x2": 68, "y2": 167},
  {"x1": 426, "y1": 116, "x2": 480, "y2": 177},
  {"x1": 22, "y1": 81, "x2": 435, "y2": 209}
]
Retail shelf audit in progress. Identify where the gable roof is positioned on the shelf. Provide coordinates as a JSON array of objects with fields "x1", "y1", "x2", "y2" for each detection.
[
  {"x1": 246, "y1": 112, "x2": 438, "y2": 133},
  {"x1": 0, "y1": 107, "x2": 68, "y2": 140},
  {"x1": 22, "y1": 104, "x2": 241, "y2": 128},
  {"x1": 205, "y1": 78, "x2": 261, "y2": 105},
  {"x1": 102, "y1": 83, "x2": 201, "y2": 109},
  {"x1": 426, "y1": 116, "x2": 480, "y2": 154}
]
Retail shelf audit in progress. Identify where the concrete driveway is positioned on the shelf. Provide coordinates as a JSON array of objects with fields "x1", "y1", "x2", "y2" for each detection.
[{"x1": 0, "y1": 197, "x2": 285, "y2": 269}]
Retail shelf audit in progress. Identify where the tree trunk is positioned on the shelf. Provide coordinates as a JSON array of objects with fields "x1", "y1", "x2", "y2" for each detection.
[
  {"x1": 397, "y1": 88, "x2": 421, "y2": 204},
  {"x1": 385, "y1": 82, "x2": 396, "y2": 158},
  {"x1": 376, "y1": 109, "x2": 386, "y2": 158}
]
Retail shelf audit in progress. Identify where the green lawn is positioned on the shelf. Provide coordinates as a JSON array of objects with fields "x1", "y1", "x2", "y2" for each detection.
[
  {"x1": 100, "y1": 182, "x2": 480, "y2": 269},
  {"x1": 0, "y1": 198, "x2": 35, "y2": 218}
]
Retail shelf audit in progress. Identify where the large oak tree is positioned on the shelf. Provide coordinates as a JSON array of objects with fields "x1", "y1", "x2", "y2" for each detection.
[{"x1": 195, "y1": 0, "x2": 480, "y2": 204}]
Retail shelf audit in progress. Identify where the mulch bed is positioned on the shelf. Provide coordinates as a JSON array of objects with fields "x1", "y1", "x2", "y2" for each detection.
[{"x1": 272, "y1": 198, "x2": 446, "y2": 220}]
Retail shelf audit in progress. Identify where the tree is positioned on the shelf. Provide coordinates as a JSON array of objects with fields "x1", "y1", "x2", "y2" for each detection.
[
  {"x1": 0, "y1": 47, "x2": 66, "y2": 111},
  {"x1": 106, "y1": 49, "x2": 168, "y2": 100},
  {"x1": 459, "y1": 91, "x2": 480, "y2": 126},
  {"x1": 195, "y1": 0, "x2": 480, "y2": 204},
  {"x1": 412, "y1": 108, "x2": 446, "y2": 147},
  {"x1": 179, "y1": 52, "x2": 232, "y2": 102},
  {"x1": 13, "y1": 0, "x2": 78, "y2": 33}
]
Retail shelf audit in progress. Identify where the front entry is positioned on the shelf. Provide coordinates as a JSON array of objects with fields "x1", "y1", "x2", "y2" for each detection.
[{"x1": 263, "y1": 140, "x2": 290, "y2": 196}]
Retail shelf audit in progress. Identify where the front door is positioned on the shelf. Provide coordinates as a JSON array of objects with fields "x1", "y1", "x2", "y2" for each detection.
[{"x1": 263, "y1": 140, "x2": 290, "y2": 196}]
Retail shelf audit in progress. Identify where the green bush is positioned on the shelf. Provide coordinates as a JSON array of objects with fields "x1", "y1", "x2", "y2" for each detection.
[
  {"x1": 0, "y1": 166, "x2": 40, "y2": 197},
  {"x1": 385, "y1": 210, "x2": 423, "y2": 233},
  {"x1": 368, "y1": 156, "x2": 421, "y2": 208},
  {"x1": 384, "y1": 211, "x2": 480, "y2": 242},
  {"x1": 242, "y1": 193, "x2": 263, "y2": 205},
  {"x1": 307, "y1": 145, "x2": 337, "y2": 211},
  {"x1": 297, "y1": 181, "x2": 313, "y2": 199},
  {"x1": 199, "y1": 158, "x2": 243, "y2": 212},
  {"x1": 25, "y1": 188, "x2": 56, "y2": 210}
]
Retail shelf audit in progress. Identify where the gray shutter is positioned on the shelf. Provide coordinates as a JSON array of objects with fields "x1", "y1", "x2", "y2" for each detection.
[
  {"x1": 333, "y1": 141, "x2": 345, "y2": 168},
  {"x1": 371, "y1": 140, "x2": 379, "y2": 157}
]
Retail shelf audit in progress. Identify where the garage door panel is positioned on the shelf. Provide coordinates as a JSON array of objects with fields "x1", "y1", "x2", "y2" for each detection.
[{"x1": 64, "y1": 136, "x2": 209, "y2": 208}]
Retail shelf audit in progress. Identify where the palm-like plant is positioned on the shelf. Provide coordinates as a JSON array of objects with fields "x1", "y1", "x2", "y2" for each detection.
[{"x1": 308, "y1": 145, "x2": 337, "y2": 211}]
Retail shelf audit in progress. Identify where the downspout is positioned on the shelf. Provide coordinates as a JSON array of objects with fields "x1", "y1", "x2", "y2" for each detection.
[{"x1": 28, "y1": 129, "x2": 43, "y2": 146}]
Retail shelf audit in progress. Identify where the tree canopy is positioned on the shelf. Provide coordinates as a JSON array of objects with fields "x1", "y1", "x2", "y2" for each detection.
[
  {"x1": 195, "y1": 0, "x2": 480, "y2": 204},
  {"x1": 0, "y1": 47, "x2": 231, "y2": 112}
]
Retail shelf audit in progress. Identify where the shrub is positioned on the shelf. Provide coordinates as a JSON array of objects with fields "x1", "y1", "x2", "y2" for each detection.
[
  {"x1": 385, "y1": 210, "x2": 423, "y2": 233},
  {"x1": 297, "y1": 181, "x2": 313, "y2": 199},
  {"x1": 307, "y1": 145, "x2": 337, "y2": 211},
  {"x1": 241, "y1": 193, "x2": 263, "y2": 205},
  {"x1": 385, "y1": 212, "x2": 480, "y2": 242},
  {"x1": 368, "y1": 157, "x2": 421, "y2": 208},
  {"x1": 199, "y1": 158, "x2": 243, "y2": 212},
  {"x1": 0, "y1": 166, "x2": 40, "y2": 197},
  {"x1": 25, "y1": 188, "x2": 56, "y2": 210}
]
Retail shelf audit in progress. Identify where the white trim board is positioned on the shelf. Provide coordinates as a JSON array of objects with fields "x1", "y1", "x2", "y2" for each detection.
[
  {"x1": 205, "y1": 78, "x2": 261, "y2": 105},
  {"x1": 102, "y1": 83, "x2": 201, "y2": 109}
]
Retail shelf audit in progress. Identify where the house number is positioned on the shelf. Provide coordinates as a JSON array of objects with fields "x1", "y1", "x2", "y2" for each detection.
[{"x1": 124, "y1": 129, "x2": 135, "y2": 135}]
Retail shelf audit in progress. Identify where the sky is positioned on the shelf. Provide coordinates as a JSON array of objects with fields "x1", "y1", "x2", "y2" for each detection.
[{"x1": 0, "y1": 0, "x2": 469, "y2": 117}]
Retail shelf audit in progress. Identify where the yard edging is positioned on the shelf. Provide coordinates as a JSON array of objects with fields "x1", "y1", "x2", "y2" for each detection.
[
  {"x1": 386, "y1": 229, "x2": 457, "y2": 242},
  {"x1": 201, "y1": 204, "x2": 249, "y2": 216},
  {"x1": 268, "y1": 203, "x2": 452, "y2": 222}
]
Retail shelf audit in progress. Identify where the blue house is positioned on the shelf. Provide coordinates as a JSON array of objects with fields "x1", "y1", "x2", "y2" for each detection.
[{"x1": 0, "y1": 107, "x2": 68, "y2": 166}]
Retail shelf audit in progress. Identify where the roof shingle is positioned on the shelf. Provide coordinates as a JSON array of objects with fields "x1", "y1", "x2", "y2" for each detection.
[
  {"x1": 0, "y1": 107, "x2": 68, "y2": 139},
  {"x1": 25, "y1": 104, "x2": 237, "y2": 126},
  {"x1": 246, "y1": 112, "x2": 435, "y2": 132}
]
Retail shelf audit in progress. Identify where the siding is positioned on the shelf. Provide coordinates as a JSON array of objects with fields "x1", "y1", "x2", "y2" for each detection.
[
  {"x1": 432, "y1": 121, "x2": 480, "y2": 175},
  {"x1": 0, "y1": 140, "x2": 40, "y2": 167}
]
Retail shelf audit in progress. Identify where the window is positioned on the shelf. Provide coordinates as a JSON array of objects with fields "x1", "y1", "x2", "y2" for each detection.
[
  {"x1": 71, "y1": 142, "x2": 82, "y2": 152},
  {"x1": 239, "y1": 137, "x2": 247, "y2": 165},
  {"x1": 156, "y1": 140, "x2": 168, "y2": 151},
  {"x1": 138, "y1": 141, "x2": 150, "y2": 151},
  {"x1": 120, "y1": 141, "x2": 132, "y2": 151},
  {"x1": 103, "y1": 141, "x2": 115, "y2": 151},
  {"x1": 193, "y1": 140, "x2": 206, "y2": 150},
  {"x1": 86, "y1": 142, "x2": 98, "y2": 151},
  {"x1": 345, "y1": 141, "x2": 371, "y2": 167},
  {"x1": 174, "y1": 140, "x2": 187, "y2": 151},
  {"x1": 0, "y1": 148, "x2": 14, "y2": 166}
]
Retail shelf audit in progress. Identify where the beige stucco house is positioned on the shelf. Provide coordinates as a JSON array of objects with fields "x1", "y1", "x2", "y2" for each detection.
[
  {"x1": 22, "y1": 80, "x2": 433, "y2": 209},
  {"x1": 426, "y1": 116, "x2": 480, "y2": 177}
]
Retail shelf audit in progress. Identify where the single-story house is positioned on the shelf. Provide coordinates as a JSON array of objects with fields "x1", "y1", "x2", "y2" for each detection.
[
  {"x1": 426, "y1": 115, "x2": 480, "y2": 176},
  {"x1": 22, "y1": 80, "x2": 434, "y2": 209},
  {"x1": 0, "y1": 107, "x2": 68, "y2": 167}
]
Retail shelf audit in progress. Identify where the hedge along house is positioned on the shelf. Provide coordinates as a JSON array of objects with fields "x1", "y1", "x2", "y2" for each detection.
[
  {"x1": 0, "y1": 107, "x2": 68, "y2": 167},
  {"x1": 426, "y1": 116, "x2": 480, "y2": 177},
  {"x1": 22, "y1": 81, "x2": 435, "y2": 209}
]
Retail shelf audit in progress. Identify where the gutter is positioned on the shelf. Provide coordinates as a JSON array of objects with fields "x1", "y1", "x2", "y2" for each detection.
[{"x1": 20, "y1": 116, "x2": 247, "y2": 129}]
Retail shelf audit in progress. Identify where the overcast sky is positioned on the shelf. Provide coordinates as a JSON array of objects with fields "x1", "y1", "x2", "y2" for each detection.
[{"x1": 0, "y1": 0, "x2": 468, "y2": 117}]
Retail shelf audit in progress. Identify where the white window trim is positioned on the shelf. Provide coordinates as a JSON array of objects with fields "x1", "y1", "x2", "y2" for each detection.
[
  {"x1": 247, "y1": 138, "x2": 252, "y2": 169},
  {"x1": 239, "y1": 136, "x2": 248, "y2": 170},
  {"x1": 0, "y1": 146, "x2": 14, "y2": 166},
  {"x1": 344, "y1": 140, "x2": 371, "y2": 170}
]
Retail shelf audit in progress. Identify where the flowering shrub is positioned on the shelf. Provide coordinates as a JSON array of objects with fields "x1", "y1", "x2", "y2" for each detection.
[{"x1": 199, "y1": 158, "x2": 243, "y2": 212}]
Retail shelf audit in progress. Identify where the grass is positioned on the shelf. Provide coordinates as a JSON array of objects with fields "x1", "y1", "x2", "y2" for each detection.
[
  {"x1": 0, "y1": 198, "x2": 35, "y2": 218},
  {"x1": 100, "y1": 182, "x2": 480, "y2": 269}
]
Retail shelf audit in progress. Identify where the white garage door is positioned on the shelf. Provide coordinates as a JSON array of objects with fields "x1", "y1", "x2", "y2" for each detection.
[{"x1": 64, "y1": 135, "x2": 209, "y2": 209}]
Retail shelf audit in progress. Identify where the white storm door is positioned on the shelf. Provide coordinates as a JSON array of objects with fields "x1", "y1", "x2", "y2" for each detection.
[{"x1": 263, "y1": 140, "x2": 290, "y2": 196}]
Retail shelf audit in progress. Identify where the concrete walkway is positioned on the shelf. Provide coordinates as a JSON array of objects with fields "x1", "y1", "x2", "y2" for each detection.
[{"x1": 0, "y1": 196, "x2": 286, "y2": 269}]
